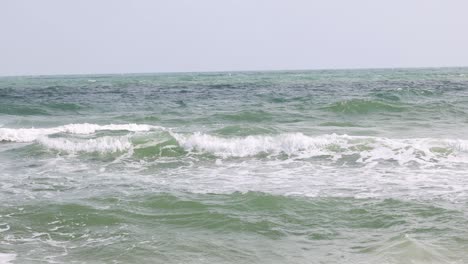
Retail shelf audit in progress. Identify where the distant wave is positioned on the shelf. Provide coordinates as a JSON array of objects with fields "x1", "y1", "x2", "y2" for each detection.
[
  {"x1": 324, "y1": 99, "x2": 406, "y2": 114},
  {"x1": 0, "y1": 103, "x2": 85, "y2": 116}
]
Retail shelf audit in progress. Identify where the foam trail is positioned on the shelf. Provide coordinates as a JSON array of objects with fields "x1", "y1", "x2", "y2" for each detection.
[{"x1": 0, "y1": 123, "x2": 162, "y2": 142}]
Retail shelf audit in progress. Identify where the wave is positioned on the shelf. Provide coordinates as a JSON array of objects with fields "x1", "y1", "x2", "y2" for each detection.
[
  {"x1": 371, "y1": 88, "x2": 439, "y2": 101},
  {"x1": 8, "y1": 193, "x2": 467, "y2": 263},
  {"x1": 43, "y1": 102, "x2": 84, "y2": 111},
  {"x1": 213, "y1": 110, "x2": 274, "y2": 122},
  {"x1": 173, "y1": 132, "x2": 333, "y2": 158},
  {"x1": 174, "y1": 132, "x2": 468, "y2": 164},
  {"x1": 37, "y1": 136, "x2": 132, "y2": 153},
  {"x1": 324, "y1": 99, "x2": 406, "y2": 114},
  {"x1": 0, "y1": 104, "x2": 49, "y2": 116},
  {"x1": 0, "y1": 103, "x2": 85, "y2": 116},
  {"x1": 0, "y1": 123, "x2": 162, "y2": 142},
  {"x1": 1, "y1": 124, "x2": 467, "y2": 165}
]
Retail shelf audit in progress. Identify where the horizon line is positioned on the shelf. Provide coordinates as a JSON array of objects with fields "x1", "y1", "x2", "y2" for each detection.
[{"x1": 1, "y1": 65, "x2": 468, "y2": 78}]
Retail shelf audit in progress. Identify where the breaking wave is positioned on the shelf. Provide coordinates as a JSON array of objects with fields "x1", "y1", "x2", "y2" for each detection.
[
  {"x1": 174, "y1": 132, "x2": 468, "y2": 165},
  {"x1": 37, "y1": 136, "x2": 132, "y2": 153},
  {"x1": 0, "y1": 123, "x2": 162, "y2": 142},
  {"x1": 1, "y1": 124, "x2": 467, "y2": 165}
]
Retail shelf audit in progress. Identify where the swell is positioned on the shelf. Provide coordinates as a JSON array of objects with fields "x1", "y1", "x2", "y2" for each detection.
[
  {"x1": 0, "y1": 103, "x2": 86, "y2": 116},
  {"x1": 8, "y1": 192, "x2": 465, "y2": 234},
  {"x1": 212, "y1": 110, "x2": 274, "y2": 122},
  {"x1": 371, "y1": 88, "x2": 440, "y2": 102},
  {"x1": 5, "y1": 193, "x2": 467, "y2": 263},
  {"x1": 0, "y1": 104, "x2": 50, "y2": 116},
  {"x1": 323, "y1": 99, "x2": 406, "y2": 114}
]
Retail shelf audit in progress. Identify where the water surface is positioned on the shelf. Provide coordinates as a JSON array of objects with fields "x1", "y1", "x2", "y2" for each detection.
[{"x1": 1, "y1": 68, "x2": 468, "y2": 263}]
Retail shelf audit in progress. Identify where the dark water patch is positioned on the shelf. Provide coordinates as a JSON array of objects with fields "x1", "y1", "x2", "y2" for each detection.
[
  {"x1": 212, "y1": 125, "x2": 276, "y2": 136},
  {"x1": 319, "y1": 121, "x2": 365, "y2": 127},
  {"x1": 208, "y1": 84, "x2": 237, "y2": 89},
  {"x1": 174, "y1": 100, "x2": 187, "y2": 107},
  {"x1": 371, "y1": 88, "x2": 440, "y2": 103},
  {"x1": 373, "y1": 92, "x2": 402, "y2": 102},
  {"x1": 268, "y1": 95, "x2": 314, "y2": 104},
  {"x1": 115, "y1": 114, "x2": 161, "y2": 123},
  {"x1": 43, "y1": 102, "x2": 84, "y2": 111},
  {"x1": 0, "y1": 104, "x2": 49, "y2": 116},
  {"x1": 214, "y1": 110, "x2": 274, "y2": 122},
  {"x1": 43, "y1": 85, "x2": 68, "y2": 91},
  {"x1": 270, "y1": 97, "x2": 289, "y2": 103}
]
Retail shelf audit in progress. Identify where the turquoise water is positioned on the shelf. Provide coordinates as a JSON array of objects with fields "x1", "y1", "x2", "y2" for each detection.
[{"x1": 1, "y1": 68, "x2": 468, "y2": 263}]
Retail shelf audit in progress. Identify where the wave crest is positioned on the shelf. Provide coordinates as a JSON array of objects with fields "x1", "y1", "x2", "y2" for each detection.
[
  {"x1": 174, "y1": 132, "x2": 334, "y2": 158},
  {"x1": 2, "y1": 124, "x2": 468, "y2": 165},
  {"x1": 0, "y1": 123, "x2": 161, "y2": 142},
  {"x1": 173, "y1": 132, "x2": 468, "y2": 165},
  {"x1": 38, "y1": 136, "x2": 132, "y2": 153}
]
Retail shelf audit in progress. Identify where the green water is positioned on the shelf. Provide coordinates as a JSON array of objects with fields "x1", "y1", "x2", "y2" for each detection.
[{"x1": 1, "y1": 68, "x2": 468, "y2": 263}]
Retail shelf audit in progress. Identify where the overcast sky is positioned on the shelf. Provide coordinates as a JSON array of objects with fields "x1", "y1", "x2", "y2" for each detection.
[{"x1": 1, "y1": 0, "x2": 468, "y2": 76}]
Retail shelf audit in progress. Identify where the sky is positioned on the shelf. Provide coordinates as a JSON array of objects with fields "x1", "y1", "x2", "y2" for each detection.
[{"x1": 1, "y1": 0, "x2": 468, "y2": 76}]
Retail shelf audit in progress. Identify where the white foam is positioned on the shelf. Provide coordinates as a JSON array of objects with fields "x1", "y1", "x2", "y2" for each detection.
[
  {"x1": 173, "y1": 132, "x2": 468, "y2": 165},
  {"x1": 38, "y1": 136, "x2": 132, "y2": 153},
  {"x1": 0, "y1": 224, "x2": 10, "y2": 232},
  {"x1": 173, "y1": 132, "x2": 336, "y2": 158},
  {"x1": 367, "y1": 234, "x2": 454, "y2": 264},
  {"x1": 0, "y1": 253, "x2": 16, "y2": 264},
  {"x1": 2, "y1": 124, "x2": 467, "y2": 165},
  {"x1": 0, "y1": 123, "x2": 161, "y2": 142}
]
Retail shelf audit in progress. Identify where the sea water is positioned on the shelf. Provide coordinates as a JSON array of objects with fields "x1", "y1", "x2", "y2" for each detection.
[{"x1": 1, "y1": 68, "x2": 468, "y2": 263}]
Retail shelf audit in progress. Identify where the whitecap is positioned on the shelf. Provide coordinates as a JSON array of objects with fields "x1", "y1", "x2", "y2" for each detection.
[
  {"x1": 0, "y1": 253, "x2": 16, "y2": 264},
  {"x1": 172, "y1": 132, "x2": 468, "y2": 165},
  {"x1": 0, "y1": 123, "x2": 162, "y2": 142},
  {"x1": 173, "y1": 132, "x2": 336, "y2": 158},
  {"x1": 38, "y1": 136, "x2": 132, "y2": 153}
]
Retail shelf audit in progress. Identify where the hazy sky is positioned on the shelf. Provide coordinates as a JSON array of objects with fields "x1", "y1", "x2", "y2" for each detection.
[{"x1": 1, "y1": 0, "x2": 468, "y2": 76}]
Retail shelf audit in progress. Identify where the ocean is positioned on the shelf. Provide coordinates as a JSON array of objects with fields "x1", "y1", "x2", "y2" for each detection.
[{"x1": 0, "y1": 68, "x2": 468, "y2": 263}]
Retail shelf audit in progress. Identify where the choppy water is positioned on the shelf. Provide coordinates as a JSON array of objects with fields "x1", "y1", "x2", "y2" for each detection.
[{"x1": 1, "y1": 68, "x2": 468, "y2": 263}]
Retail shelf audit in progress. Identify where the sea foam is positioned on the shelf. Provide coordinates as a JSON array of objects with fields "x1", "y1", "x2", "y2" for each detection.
[
  {"x1": 0, "y1": 253, "x2": 16, "y2": 264},
  {"x1": 0, "y1": 123, "x2": 161, "y2": 142},
  {"x1": 38, "y1": 136, "x2": 132, "y2": 153},
  {"x1": 1, "y1": 124, "x2": 468, "y2": 164},
  {"x1": 173, "y1": 132, "x2": 468, "y2": 165},
  {"x1": 173, "y1": 132, "x2": 335, "y2": 158}
]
